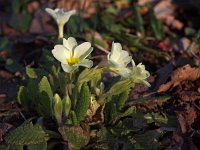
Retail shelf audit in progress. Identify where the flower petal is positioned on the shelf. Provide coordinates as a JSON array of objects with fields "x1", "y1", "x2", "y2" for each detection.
[
  {"x1": 62, "y1": 10, "x2": 76, "y2": 24},
  {"x1": 75, "y1": 59, "x2": 93, "y2": 68},
  {"x1": 74, "y1": 42, "x2": 92, "y2": 60},
  {"x1": 45, "y1": 8, "x2": 57, "y2": 20},
  {"x1": 108, "y1": 59, "x2": 121, "y2": 68},
  {"x1": 63, "y1": 37, "x2": 77, "y2": 55},
  {"x1": 61, "y1": 63, "x2": 77, "y2": 73},
  {"x1": 117, "y1": 68, "x2": 131, "y2": 78},
  {"x1": 110, "y1": 42, "x2": 122, "y2": 61},
  {"x1": 118, "y1": 51, "x2": 132, "y2": 66},
  {"x1": 131, "y1": 59, "x2": 135, "y2": 66},
  {"x1": 52, "y1": 45, "x2": 70, "y2": 64}
]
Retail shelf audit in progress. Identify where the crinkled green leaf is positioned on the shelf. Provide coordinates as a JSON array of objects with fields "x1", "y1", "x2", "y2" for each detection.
[
  {"x1": 17, "y1": 86, "x2": 29, "y2": 111},
  {"x1": 77, "y1": 68, "x2": 102, "y2": 85},
  {"x1": 58, "y1": 125, "x2": 89, "y2": 150},
  {"x1": 26, "y1": 67, "x2": 48, "y2": 79},
  {"x1": 37, "y1": 76, "x2": 53, "y2": 117},
  {"x1": 75, "y1": 83, "x2": 91, "y2": 123},
  {"x1": 106, "y1": 79, "x2": 134, "y2": 99},
  {"x1": 5, "y1": 122, "x2": 49, "y2": 146},
  {"x1": 27, "y1": 142, "x2": 47, "y2": 150}
]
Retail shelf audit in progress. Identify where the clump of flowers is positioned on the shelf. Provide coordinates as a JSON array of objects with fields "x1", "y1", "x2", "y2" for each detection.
[
  {"x1": 107, "y1": 42, "x2": 150, "y2": 85},
  {"x1": 107, "y1": 42, "x2": 132, "y2": 78},
  {"x1": 13, "y1": 7, "x2": 152, "y2": 150}
]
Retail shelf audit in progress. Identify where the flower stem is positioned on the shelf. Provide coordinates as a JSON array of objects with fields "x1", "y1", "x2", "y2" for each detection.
[{"x1": 58, "y1": 24, "x2": 64, "y2": 39}]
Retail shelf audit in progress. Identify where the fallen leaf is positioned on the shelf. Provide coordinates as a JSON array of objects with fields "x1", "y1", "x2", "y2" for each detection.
[
  {"x1": 84, "y1": 32, "x2": 109, "y2": 54},
  {"x1": 151, "y1": 63, "x2": 174, "y2": 91},
  {"x1": 172, "y1": 38, "x2": 191, "y2": 52},
  {"x1": 0, "y1": 51, "x2": 8, "y2": 60},
  {"x1": 0, "y1": 70, "x2": 13, "y2": 79},
  {"x1": 178, "y1": 91, "x2": 200, "y2": 102},
  {"x1": 138, "y1": 0, "x2": 155, "y2": 5},
  {"x1": 0, "y1": 123, "x2": 12, "y2": 141},
  {"x1": 176, "y1": 106, "x2": 197, "y2": 134},
  {"x1": 1, "y1": 23, "x2": 21, "y2": 36},
  {"x1": 29, "y1": 9, "x2": 56, "y2": 34},
  {"x1": 57, "y1": 0, "x2": 96, "y2": 18},
  {"x1": 86, "y1": 105, "x2": 104, "y2": 125},
  {"x1": 158, "y1": 64, "x2": 200, "y2": 92},
  {"x1": 0, "y1": 94, "x2": 6, "y2": 102},
  {"x1": 27, "y1": 1, "x2": 39, "y2": 13},
  {"x1": 154, "y1": 0, "x2": 175, "y2": 19},
  {"x1": 172, "y1": 19, "x2": 183, "y2": 30}
]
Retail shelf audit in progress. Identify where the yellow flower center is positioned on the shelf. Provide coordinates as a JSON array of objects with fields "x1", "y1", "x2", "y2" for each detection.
[{"x1": 66, "y1": 56, "x2": 80, "y2": 65}]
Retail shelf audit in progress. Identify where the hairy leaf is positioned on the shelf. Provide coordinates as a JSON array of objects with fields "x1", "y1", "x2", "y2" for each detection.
[
  {"x1": 5, "y1": 122, "x2": 49, "y2": 146},
  {"x1": 75, "y1": 83, "x2": 91, "y2": 123},
  {"x1": 106, "y1": 79, "x2": 134, "y2": 99},
  {"x1": 37, "y1": 76, "x2": 53, "y2": 117},
  {"x1": 58, "y1": 125, "x2": 89, "y2": 150}
]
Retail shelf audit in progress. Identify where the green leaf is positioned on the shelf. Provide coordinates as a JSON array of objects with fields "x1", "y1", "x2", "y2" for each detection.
[
  {"x1": 27, "y1": 142, "x2": 47, "y2": 150},
  {"x1": 62, "y1": 95, "x2": 71, "y2": 118},
  {"x1": 106, "y1": 79, "x2": 134, "y2": 99},
  {"x1": 27, "y1": 80, "x2": 38, "y2": 106},
  {"x1": 111, "y1": 106, "x2": 136, "y2": 124},
  {"x1": 26, "y1": 67, "x2": 48, "y2": 79},
  {"x1": 143, "y1": 112, "x2": 177, "y2": 127},
  {"x1": 9, "y1": 12, "x2": 32, "y2": 32},
  {"x1": 125, "y1": 95, "x2": 171, "y2": 107},
  {"x1": 134, "y1": 129, "x2": 163, "y2": 150},
  {"x1": 17, "y1": 86, "x2": 29, "y2": 111},
  {"x1": 133, "y1": 5, "x2": 145, "y2": 34},
  {"x1": 105, "y1": 102, "x2": 118, "y2": 124},
  {"x1": 185, "y1": 27, "x2": 196, "y2": 36},
  {"x1": 5, "y1": 122, "x2": 49, "y2": 146},
  {"x1": 148, "y1": 8, "x2": 164, "y2": 40},
  {"x1": 58, "y1": 73, "x2": 68, "y2": 95},
  {"x1": 42, "y1": 49, "x2": 56, "y2": 72},
  {"x1": 39, "y1": 76, "x2": 53, "y2": 99},
  {"x1": 96, "y1": 127, "x2": 119, "y2": 150},
  {"x1": 37, "y1": 76, "x2": 53, "y2": 117},
  {"x1": 53, "y1": 94, "x2": 63, "y2": 125},
  {"x1": 77, "y1": 68, "x2": 102, "y2": 87},
  {"x1": 5, "y1": 58, "x2": 23, "y2": 73},
  {"x1": 0, "y1": 144, "x2": 10, "y2": 150},
  {"x1": 70, "y1": 110, "x2": 78, "y2": 125},
  {"x1": 144, "y1": 112, "x2": 168, "y2": 124},
  {"x1": 116, "y1": 90, "x2": 130, "y2": 111},
  {"x1": 58, "y1": 125, "x2": 89, "y2": 150},
  {"x1": 67, "y1": 16, "x2": 79, "y2": 34},
  {"x1": 75, "y1": 83, "x2": 91, "y2": 123}
]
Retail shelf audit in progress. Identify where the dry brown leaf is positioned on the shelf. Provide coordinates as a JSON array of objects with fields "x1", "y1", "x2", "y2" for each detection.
[
  {"x1": 57, "y1": 0, "x2": 96, "y2": 18},
  {"x1": 154, "y1": 0, "x2": 175, "y2": 19},
  {"x1": 179, "y1": 91, "x2": 200, "y2": 102},
  {"x1": 29, "y1": 9, "x2": 56, "y2": 34},
  {"x1": 0, "y1": 70, "x2": 13, "y2": 79},
  {"x1": 172, "y1": 38, "x2": 191, "y2": 52},
  {"x1": 138, "y1": 0, "x2": 155, "y2": 5},
  {"x1": 176, "y1": 106, "x2": 196, "y2": 134},
  {"x1": 0, "y1": 123, "x2": 12, "y2": 141},
  {"x1": 158, "y1": 64, "x2": 200, "y2": 92},
  {"x1": 1, "y1": 23, "x2": 21, "y2": 36},
  {"x1": 27, "y1": 1, "x2": 39, "y2": 13}
]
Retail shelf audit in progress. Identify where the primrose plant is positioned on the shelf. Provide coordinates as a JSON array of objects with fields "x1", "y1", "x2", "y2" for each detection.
[{"x1": 14, "y1": 8, "x2": 151, "y2": 150}]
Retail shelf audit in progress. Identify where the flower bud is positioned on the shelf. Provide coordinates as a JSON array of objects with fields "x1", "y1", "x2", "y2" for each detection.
[
  {"x1": 62, "y1": 95, "x2": 71, "y2": 118},
  {"x1": 54, "y1": 94, "x2": 63, "y2": 125}
]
